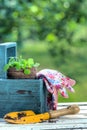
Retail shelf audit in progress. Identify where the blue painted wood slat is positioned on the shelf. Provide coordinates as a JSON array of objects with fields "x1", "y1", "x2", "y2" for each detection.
[
  {"x1": 0, "y1": 79, "x2": 48, "y2": 117},
  {"x1": 0, "y1": 42, "x2": 17, "y2": 79}
]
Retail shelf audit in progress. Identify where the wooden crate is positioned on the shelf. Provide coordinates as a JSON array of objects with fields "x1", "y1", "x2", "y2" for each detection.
[
  {"x1": 0, "y1": 43, "x2": 48, "y2": 117},
  {"x1": 0, "y1": 79, "x2": 48, "y2": 117}
]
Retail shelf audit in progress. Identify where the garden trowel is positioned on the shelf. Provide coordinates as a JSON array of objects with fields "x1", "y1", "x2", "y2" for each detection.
[{"x1": 4, "y1": 104, "x2": 80, "y2": 124}]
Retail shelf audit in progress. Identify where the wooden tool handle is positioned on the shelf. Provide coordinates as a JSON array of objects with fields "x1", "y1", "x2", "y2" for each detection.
[{"x1": 49, "y1": 105, "x2": 80, "y2": 119}]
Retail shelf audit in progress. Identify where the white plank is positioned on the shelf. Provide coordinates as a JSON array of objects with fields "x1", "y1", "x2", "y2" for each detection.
[
  {"x1": 0, "y1": 123, "x2": 87, "y2": 130},
  {"x1": 45, "y1": 118, "x2": 87, "y2": 124},
  {"x1": 0, "y1": 102, "x2": 87, "y2": 130},
  {"x1": 60, "y1": 114, "x2": 87, "y2": 118},
  {"x1": 58, "y1": 102, "x2": 87, "y2": 106},
  {"x1": 58, "y1": 105, "x2": 87, "y2": 110},
  {"x1": 0, "y1": 118, "x2": 87, "y2": 125}
]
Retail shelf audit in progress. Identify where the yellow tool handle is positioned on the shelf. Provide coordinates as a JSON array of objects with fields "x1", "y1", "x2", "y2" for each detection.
[{"x1": 49, "y1": 104, "x2": 80, "y2": 119}]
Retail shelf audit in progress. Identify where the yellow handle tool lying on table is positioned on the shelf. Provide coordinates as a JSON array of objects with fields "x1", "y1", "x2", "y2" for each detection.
[{"x1": 4, "y1": 105, "x2": 80, "y2": 124}]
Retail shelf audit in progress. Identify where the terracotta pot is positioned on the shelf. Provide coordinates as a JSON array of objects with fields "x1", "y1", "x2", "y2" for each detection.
[{"x1": 7, "y1": 67, "x2": 37, "y2": 79}]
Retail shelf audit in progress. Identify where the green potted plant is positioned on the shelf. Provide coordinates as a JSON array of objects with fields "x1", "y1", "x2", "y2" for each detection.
[{"x1": 4, "y1": 56, "x2": 40, "y2": 79}]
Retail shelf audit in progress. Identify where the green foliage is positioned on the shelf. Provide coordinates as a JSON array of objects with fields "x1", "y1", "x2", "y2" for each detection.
[
  {"x1": 4, "y1": 56, "x2": 40, "y2": 75},
  {"x1": 0, "y1": 0, "x2": 87, "y2": 44},
  {"x1": 0, "y1": 0, "x2": 87, "y2": 66}
]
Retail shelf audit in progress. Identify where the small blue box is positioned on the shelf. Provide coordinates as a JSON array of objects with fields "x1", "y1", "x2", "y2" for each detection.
[{"x1": 0, "y1": 42, "x2": 17, "y2": 79}]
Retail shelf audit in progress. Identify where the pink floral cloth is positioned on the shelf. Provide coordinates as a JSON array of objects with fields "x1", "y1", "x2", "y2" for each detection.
[{"x1": 37, "y1": 69, "x2": 76, "y2": 110}]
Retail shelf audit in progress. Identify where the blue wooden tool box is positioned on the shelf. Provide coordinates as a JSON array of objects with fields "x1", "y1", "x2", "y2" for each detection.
[{"x1": 0, "y1": 43, "x2": 48, "y2": 117}]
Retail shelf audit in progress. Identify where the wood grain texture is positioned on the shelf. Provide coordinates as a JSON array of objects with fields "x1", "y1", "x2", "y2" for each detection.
[
  {"x1": 0, "y1": 79, "x2": 48, "y2": 117},
  {"x1": 0, "y1": 102, "x2": 87, "y2": 130}
]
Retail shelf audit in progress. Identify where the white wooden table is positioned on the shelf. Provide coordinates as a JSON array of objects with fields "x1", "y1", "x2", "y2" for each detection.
[{"x1": 0, "y1": 102, "x2": 87, "y2": 130}]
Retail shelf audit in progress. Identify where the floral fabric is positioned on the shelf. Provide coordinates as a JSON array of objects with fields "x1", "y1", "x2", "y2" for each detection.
[{"x1": 37, "y1": 69, "x2": 76, "y2": 110}]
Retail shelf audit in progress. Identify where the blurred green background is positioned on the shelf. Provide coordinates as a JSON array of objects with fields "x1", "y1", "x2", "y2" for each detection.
[{"x1": 0, "y1": 0, "x2": 87, "y2": 102}]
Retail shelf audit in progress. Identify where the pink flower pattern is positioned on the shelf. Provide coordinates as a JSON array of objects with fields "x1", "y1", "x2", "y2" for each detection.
[{"x1": 37, "y1": 69, "x2": 76, "y2": 110}]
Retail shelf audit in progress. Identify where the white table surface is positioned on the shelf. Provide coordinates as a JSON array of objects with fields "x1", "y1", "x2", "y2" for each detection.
[{"x1": 0, "y1": 102, "x2": 87, "y2": 130}]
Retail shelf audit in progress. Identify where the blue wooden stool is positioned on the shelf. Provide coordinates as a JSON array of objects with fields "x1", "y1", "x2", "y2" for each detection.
[{"x1": 0, "y1": 43, "x2": 48, "y2": 117}]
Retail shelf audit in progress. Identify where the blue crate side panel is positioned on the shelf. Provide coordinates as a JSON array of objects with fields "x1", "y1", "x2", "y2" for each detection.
[
  {"x1": 0, "y1": 42, "x2": 17, "y2": 79},
  {"x1": 0, "y1": 79, "x2": 48, "y2": 117},
  {"x1": 40, "y1": 83, "x2": 48, "y2": 112},
  {"x1": 0, "y1": 47, "x2": 5, "y2": 79}
]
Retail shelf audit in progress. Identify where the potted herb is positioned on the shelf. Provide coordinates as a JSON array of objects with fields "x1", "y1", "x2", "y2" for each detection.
[{"x1": 4, "y1": 56, "x2": 40, "y2": 79}]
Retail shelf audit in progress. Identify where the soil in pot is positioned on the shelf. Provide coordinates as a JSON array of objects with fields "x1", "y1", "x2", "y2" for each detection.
[{"x1": 7, "y1": 67, "x2": 37, "y2": 79}]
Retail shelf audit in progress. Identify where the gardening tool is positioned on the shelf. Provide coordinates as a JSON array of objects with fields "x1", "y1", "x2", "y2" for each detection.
[{"x1": 4, "y1": 105, "x2": 80, "y2": 124}]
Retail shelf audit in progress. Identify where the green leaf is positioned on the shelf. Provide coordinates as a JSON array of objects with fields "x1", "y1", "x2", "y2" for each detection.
[
  {"x1": 27, "y1": 58, "x2": 34, "y2": 68},
  {"x1": 28, "y1": 58, "x2": 34, "y2": 64},
  {"x1": 3, "y1": 56, "x2": 40, "y2": 73},
  {"x1": 15, "y1": 63, "x2": 21, "y2": 70},
  {"x1": 33, "y1": 63, "x2": 40, "y2": 67},
  {"x1": 4, "y1": 64, "x2": 9, "y2": 71},
  {"x1": 24, "y1": 69, "x2": 30, "y2": 75},
  {"x1": 9, "y1": 57, "x2": 15, "y2": 62},
  {"x1": 15, "y1": 66, "x2": 21, "y2": 70}
]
